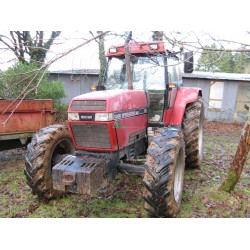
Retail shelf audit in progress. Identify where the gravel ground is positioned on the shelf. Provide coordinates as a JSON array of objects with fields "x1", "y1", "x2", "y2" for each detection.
[{"x1": 0, "y1": 147, "x2": 26, "y2": 163}]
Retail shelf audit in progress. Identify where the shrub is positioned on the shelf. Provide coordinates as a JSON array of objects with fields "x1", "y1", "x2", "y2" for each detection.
[
  {"x1": 54, "y1": 102, "x2": 68, "y2": 122},
  {"x1": 0, "y1": 62, "x2": 65, "y2": 102},
  {"x1": 1, "y1": 62, "x2": 68, "y2": 122}
]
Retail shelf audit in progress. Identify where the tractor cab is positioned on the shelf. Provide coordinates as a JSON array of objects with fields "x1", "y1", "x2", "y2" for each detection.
[{"x1": 100, "y1": 41, "x2": 192, "y2": 126}]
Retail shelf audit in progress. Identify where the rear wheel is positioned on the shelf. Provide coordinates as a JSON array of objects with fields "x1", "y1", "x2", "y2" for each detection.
[
  {"x1": 143, "y1": 127, "x2": 185, "y2": 217},
  {"x1": 183, "y1": 97, "x2": 204, "y2": 168},
  {"x1": 24, "y1": 124, "x2": 75, "y2": 199}
]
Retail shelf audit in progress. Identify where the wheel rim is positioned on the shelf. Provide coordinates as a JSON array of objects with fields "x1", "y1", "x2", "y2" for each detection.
[{"x1": 174, "y1": 148, "x2": 185, "y2": 203}]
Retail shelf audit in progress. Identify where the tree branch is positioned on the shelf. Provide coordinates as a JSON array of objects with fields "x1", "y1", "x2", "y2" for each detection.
[
  {"x1": 1, "y1": 31, "x2": 110, "y2": 124},
  {"x1": 0, "y1": 34, "x2": 17, "y2": 54},
  {"x1": 46, "y1": 31, "x2": 109, "y2": 66}
]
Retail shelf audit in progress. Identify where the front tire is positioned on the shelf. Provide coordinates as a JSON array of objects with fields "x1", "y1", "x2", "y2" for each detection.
[
  {"x1": 24, "y1": 124, "x2": 75, "y2": 199},
  {"x1": 143, "y1": 127, "x2": 185, "y2": 217},
  {"x1": 183, "y1": 97, "x2": 204, "y2": 168}
]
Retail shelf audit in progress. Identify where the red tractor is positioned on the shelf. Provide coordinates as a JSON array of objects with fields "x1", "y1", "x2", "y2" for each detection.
[{"x1": 24, "y1": 40, "x2": 204, "y2": 217}]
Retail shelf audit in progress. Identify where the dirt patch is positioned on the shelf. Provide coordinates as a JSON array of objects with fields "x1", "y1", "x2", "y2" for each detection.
[
  {"x1": 0, "y1": 160, "x2": 25, "y2": 172},
  {"x1": 204, "y1": 121, "x2": 243, "y2": 134}
]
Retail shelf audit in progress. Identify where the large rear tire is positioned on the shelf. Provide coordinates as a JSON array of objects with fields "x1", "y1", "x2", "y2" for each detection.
[
  {"x1": 143, "y1": 127, "x2": 185, "y2": 218},
  {"x1": 24, "y1": 124, "x2": 75, "y2": 199},
  {"x1": 183, "y1": 97, "x2": 204, "y2": 168}
]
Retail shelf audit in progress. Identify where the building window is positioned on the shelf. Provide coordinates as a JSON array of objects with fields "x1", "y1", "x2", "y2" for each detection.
[
  {"x1": 209, "y1": 81, "x2": 224, "y2": 110},
  {"x1": 236, "y1": 83, "x2": 250, "y2": 112}
]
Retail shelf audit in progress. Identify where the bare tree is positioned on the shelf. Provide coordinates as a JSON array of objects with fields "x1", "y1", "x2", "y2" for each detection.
[
  {"x1": 219, "y1": 108, "x2": 250, "y2": 192},
  {"x1": 90, "y1": 31, "x2": 107, "y2": 85},
  {"x1": 0, "y1": 31, "x2": 61, "y2": 66},
  {"x1": 152, "y1": 31, "x2": 164, "y2": 41},
  {"x1": 124, "y1": 31, "x2": 133, "y2": 90}
]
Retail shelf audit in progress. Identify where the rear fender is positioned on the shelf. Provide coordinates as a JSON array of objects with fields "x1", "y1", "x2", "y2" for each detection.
[{"x1": 165, "y1": 87, "x2": 202, "y2": 126}]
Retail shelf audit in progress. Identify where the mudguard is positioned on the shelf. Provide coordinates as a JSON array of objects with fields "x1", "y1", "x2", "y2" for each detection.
[{"x1": 165, "y1": 87, "x2": 202, "y2": 126}]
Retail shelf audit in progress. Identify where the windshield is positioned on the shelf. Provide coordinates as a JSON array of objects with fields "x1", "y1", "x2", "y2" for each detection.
[{"x1": 104, "y1": 56, "x2": 166, "y2": 90}]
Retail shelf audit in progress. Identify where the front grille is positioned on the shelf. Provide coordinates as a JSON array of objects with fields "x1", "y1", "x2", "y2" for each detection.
[
  {"x1": 70, "y1": 100, "x2": 106, "y2": 111},
  {"x1": 71, "y1": 124, "x2": 111, "y2": 149}
]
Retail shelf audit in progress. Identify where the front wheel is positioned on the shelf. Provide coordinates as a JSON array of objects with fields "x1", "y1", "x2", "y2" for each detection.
[
  {"x1": 24, "y1": 124, "x2": 75, "y2": 199},
  {"x1": 183, "y1": 97, "x2": 204, "y2": 168},
  {"x1": 143, "y1": 127, "x2": 185, "y2": 217}
]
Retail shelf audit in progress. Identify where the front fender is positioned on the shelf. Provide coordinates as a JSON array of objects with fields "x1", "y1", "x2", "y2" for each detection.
[{"x1": 166, "y1": 87, "x2": 202, "y2": 126}]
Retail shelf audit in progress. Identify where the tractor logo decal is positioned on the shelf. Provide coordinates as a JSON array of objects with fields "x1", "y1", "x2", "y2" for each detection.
[
  {"x1": 113, "y1": 121, "x2": 128, "y2": 129},
  {"x1": 114, "y1": 108, "x2": 147, "y2": 120}
]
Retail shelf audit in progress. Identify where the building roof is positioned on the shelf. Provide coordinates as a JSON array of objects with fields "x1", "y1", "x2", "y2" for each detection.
[
  {"x1": 49, "y1": 69, "x2": 100, "y2": 75},
  {"x1": 182, "y1": 71, "x2": 250, "y2": 82}
]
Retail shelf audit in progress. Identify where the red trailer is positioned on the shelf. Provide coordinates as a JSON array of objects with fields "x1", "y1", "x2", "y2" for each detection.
[{"x1": 0, "y1": 99, "x2": 55, "y2": 151}]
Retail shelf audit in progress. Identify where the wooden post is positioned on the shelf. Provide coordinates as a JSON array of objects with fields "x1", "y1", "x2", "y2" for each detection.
[{"x1": 219, "y1": 107, "x2": 250, "y2": 192}]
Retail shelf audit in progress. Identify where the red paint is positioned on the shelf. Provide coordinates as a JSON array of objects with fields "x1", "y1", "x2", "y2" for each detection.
[
  {"x1": 68, "y1": 90, "x2": 147, "y2": 152},
  {"x1": 115, "y1": 114, "x2": 147, "y2": 149},
  {"x1": 106, "y1": 41, "x2": 166, "y2": 57},
  {"x1": 0, "y1": 99, "x2": 55, "y2": 135},
  {"x1": 69, "y1": 89, "x2": 147, "y2": 113},
  {"x1": 68, "y1": 120, "x2": 118, "y2": 152},
  {"x1": 163, "y1": 109, "x2": 173, "y2": 125},
  {"x1": 68, "y1": 90, "x2": 148, "y2": 152},
  {"x1": 68, "y1": 87, "x2": 201, "y2": 152},
  {"x1": 164, "y1": 87, "x2": 201, "y2": 125}
]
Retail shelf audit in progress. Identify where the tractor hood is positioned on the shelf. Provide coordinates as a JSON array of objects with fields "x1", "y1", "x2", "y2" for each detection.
[{"x1": 69, "y1": 89, "x2": 148, "y2": 113}]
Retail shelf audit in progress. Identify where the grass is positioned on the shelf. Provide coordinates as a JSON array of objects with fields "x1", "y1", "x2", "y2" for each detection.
[
  {"x1": 0, "y1": 122, "x2": 249, "y2": 218},
  {"x1": 178, "y1": 122, "x2": 250, "y2": 218}
]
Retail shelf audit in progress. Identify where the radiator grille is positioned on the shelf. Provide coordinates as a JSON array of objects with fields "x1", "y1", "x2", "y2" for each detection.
[
  {"x1": 70, "y1": 100, "x2": 106, "y2": 111},
  {"x1": 71, "y1": 124, "x2": 111, "y2": 149}
]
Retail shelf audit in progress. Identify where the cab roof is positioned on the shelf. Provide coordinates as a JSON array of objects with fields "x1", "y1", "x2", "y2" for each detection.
[{"x1": 106, "y1": 41, "x2": 166, "y2": 58}]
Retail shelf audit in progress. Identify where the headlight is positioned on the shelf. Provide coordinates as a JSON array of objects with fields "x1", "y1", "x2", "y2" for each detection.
[
  {"x1": 68, "y1": 112, "x2": 79, "y2": 121},
  {"x1": 150, "y1": 44, "x2": 158, "y2": 50},
  {"x1": 95, "y1": 113, "x2": 113, "y2": 121},
  {"x1": 109, "y1": 47, "x2": 117, "y2": 53}
]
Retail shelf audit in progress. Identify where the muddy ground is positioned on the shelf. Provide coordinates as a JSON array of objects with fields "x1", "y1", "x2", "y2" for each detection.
[{"x1": 0, "y1": 121, "x2": 249, "y2": 218}]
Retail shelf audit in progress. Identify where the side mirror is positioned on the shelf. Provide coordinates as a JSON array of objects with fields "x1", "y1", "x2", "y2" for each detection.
[{"x1": 184, "y1": 52, "x2": 194, "y2": 73}]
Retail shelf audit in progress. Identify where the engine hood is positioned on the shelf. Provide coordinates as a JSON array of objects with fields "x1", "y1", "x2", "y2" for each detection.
[{"x1": 69, "y1": 89, "x2": 148, "y2": 112}]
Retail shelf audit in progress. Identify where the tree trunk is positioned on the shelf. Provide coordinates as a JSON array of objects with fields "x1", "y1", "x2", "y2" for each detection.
[
  {"x1": 0, "y1": 31, "x2": 61, "y2": 66},
  {"x1": 30, "y1": 31, "x2": 61, "y2": 66},
  {"x1": 97, "y1": 31, "x2": 107, "y2": 85},
  {"x1": 219, "y1": 113, "x2": 250, "y2": 192},
  {"x1": 152, "y1": 31, "x2": 164, "y2": 41},
  {"x1": 124, "y1": 31, "x2": 133, "y2": 90}
]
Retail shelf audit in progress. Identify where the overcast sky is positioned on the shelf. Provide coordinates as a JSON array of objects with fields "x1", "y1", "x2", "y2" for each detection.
[
  {"x1": 0, "y1": 30, "x2": 249, "y2": 72},
  {"x1": 1, "y1": 0, "x2": 249, "y2": 72},
  {"x1": 47, "y1": 31, "x2": 250, "y2": 71}
]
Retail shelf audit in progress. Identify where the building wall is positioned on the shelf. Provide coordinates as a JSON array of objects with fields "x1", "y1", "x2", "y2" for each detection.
[
  {"x1": 49, "y1": 73, "x2": 99, "y2": 103},
  {"x1": 183, "y1": 78, "x2": 250, "y2": 123}
]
